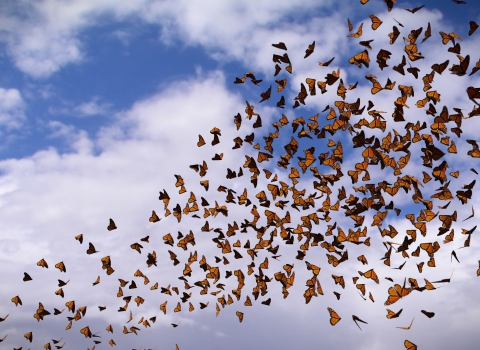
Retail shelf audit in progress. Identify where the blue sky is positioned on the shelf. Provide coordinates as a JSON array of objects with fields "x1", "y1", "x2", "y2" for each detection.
[{"x1": 0, "y1": 0, "x2": 480, "y2": 349}]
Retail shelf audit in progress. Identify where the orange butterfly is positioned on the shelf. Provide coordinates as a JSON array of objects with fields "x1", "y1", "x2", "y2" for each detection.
[
  {"x1": 328, "y1": 307, "x2": 341, "y2": 325},
  {"x1": 369, "y1": 14, "x2": 382, "y2": 30},
  {"x1": 404, "y1": 340, "x2": 417, "y2": 350},
  {"x1": 107, "y1": 218, "x2": 117, "y2": 231},
  {"x1": 348, "y1": 23, "x2": 364, "y2": 38}
]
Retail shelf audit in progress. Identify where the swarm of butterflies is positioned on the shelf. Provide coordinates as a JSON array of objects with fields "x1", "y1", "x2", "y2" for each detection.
[{"x1": 3, "y1": 1, "x2": 480, "y2": 349}]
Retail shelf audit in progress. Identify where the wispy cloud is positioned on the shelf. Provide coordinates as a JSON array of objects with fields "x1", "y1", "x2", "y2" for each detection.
[
  {"x1": 74, "y1": 97, "x2": 112, "y2": 116},
  {"x1": 0, "y1": 87, "x2": 25, "y2": 130}
]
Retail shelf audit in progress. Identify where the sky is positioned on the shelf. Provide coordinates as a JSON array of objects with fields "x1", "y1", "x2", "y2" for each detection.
[{"x1": 0, "y1": 0, "x2": 480, "y2": 349}]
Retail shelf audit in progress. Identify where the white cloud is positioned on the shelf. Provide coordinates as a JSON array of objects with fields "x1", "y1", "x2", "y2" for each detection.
[
  {"x1": 0, "y1": 0, "x2": 337, "y2": 78},
  {"x1": 74, "y1": 97, "x2": 112, "y2": 116},
  {"x1": 0, "y1": 87, "x2": 25, "y2": 130}
]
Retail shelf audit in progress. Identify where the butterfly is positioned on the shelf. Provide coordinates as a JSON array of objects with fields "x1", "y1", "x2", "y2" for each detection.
[
  {"x1": 55, "y1": 261, "x2": 66, "y2": 273},
  {"x1": 259, "y1": 86, "x2": 272, "y2": 103},
  {"x1": 11, "y1": 295, "x2": 22, "y2": 306},
  {"x1": 467, "y1": 86, "x2": 480, "y2": 106},
  {"x1": 469, "y1": 21, "x2": 479, "y2": 36},
  {"x1": 348, "y1": 23, "x2": 364, "y2": 38},
  {"x1": 328, "y1": 307, "x2": 341, "y2": 325},
  {"x1": 422, "y1": 22, "x2": 431, "y2": 43},
  {"x1": 385, "y1": 281, "x2": 412, "y2": 305},
  {"x1": 432, "y1": 60, "x2": 449, "y2": 74},
  {"x1": 421, "y1": 310, "x2": 435, "y2": 318},
  {"x1": 37, "y1": 258, "x2": 49, "y2": 268},
  {"x1": 80, "y1": 326, "x2": 92, "y2": 338},
  {"x1": 404, "y1": 5, "x2": 424, "y2": 13},
  {"x1": 24, "y1": 331, "x2": 32, "y2": 342},
  {"x1": 450, "y1": 54, "x2": 470, "y2": 76},
  {"x1": 23, "y1": 272, "x2": 32, "y2": 281},
  {"x1": 319, "y1": 57, "x2": 335, "y2": 66},
  {"x1": 384, "y1": 0, "x2": 396, "y2": 11},
  {"x1": 396, "y1": 318, "x2": 415, "y2": 330},
  {"x1": 272, "y1": 42, "x2": 287, "y2": 50},
  {"x1": 369, "y1": 14, "x2": 382, "y2": 30},
  {"x1": 349, "y1": 50, "x2": 370, "y2": 68},
  {"x1": 304, "y1": 41, "x2": 315, "y2": 58},
  {"x1": 86, "y1": 242, "x2": 98, "y2": 255},
  {"x1": 389, "y1": 26, "x2": 400, "y2": 44},
  {"x1": 386, "y1": 308, "x2": 403, "y2": 319},
  {"x1": 352, "y1": 315, "x2": 368, "y2": 330},
  {"x1": 404, "y1": 340, "x2": 417, "y2": 350},
  {"x1": 236, "y1": 311, "x2": 244, "y2": 323}
]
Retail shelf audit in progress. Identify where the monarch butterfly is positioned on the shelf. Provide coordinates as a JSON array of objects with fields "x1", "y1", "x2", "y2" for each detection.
[
  {"x1": 55, "y1": 287, "x2": 64, "y2": 298},
  {"x1": 259, "y1": 86, "x2": 271, "y2": 103},
  {"x1": 417, "y1": 262, "x2": 424, "y2": 273},
  {"x1": 236, "y1": 311, "x2": 244, "y2": 323},
  {"x1": 396, "y1": 318, "x2": 415, "y2": 330},
  {"x1": 128, "y1": 280, "x2": 137, "y2": 289},
  {"x1": 448, "y1": 43, "x2": 461, "y2": 54},
  {"x1": 347, "y1": 18, "x2": 354, "y2": 31},
  {"x1": 107, "y1": 218, "x2": 117, "y2": 231},
  {"x1": 54, "y1": 309, "x2": 63, "y2": 316},
  {"x1": 304, "y1": 41, "x2": 315, "y2": 58},
  {"x1": 160, "y1": 301, "x2": 167, "y2": 315},
  {"x1": 130, "y1": 243, "x2": 143, "y2": 254},
  {"x1": 389, "y1": 26, "x2": 400, "y2": 44},
  {"x1": 135, "y1": 296, "x2": 145, "y2": 306},
  {"x1": 65, "y1": 300, "x2": 75, "y2": 313},
  {"x1": 37, "y1": 258, "x2": 48, "y2": 268},
  {"x1": 348, "y1": 22, "x2": 363, "y2": 38},
  {"x1": 11, "y1": 295, "x2": 22, "y2": 306},
  {"x1": 80, "y1": 326, "x2": 92, "y2": 338},
  {"x1": 421, "y1": 21, "x2": 431, "y2": 43},
  {"x1": 149, "y1": 210, "x2": 160, "y2": 222},
  {"x1": 404, "y1": 340, "x2": 417, "y2": 350},
  {"x1": 349, "y1": 50, "x2": 370, "y2": 68},
  {"x1": 261, "y1": 298, "x2": 271, "y2": 306},
  {"x1": 86, "y1": 242, "x2": 98, "y2": 255},
  {"x1": 450, "y1": 54, "x2": 470, "y2": 76},
  {"x1": 75, "y1": 234, "x2": 83, "y2": 244},
  {"x1": 24, "y1": 331, "x2": 32, "y2": 342},
  {"x1": 469, "y1": 21, "x2": 479, "y2": 36},
  {"x1": 419, "y1": 311, "x2": 435, "y2": 321},
  {"x1": 432, "y1": 60, "x2": 450, "y2": 74},
  {"x1": 332, "y1": 274, "x2": 345, "y2": 289},
  {"x1": 356, "y1": 283, "x2": 366, "y2": 296},
  {"x1": 272, "y1": 42, "x2": 287, "y2": 50},
  {"x1": 328, "y1": 307, "x2": 341, "y2": 325},
  {"x1": 386, "y1": 308, "x2": 403, "y2": 319},
  {"x1": 467, "y1": 86, "x2": 480, "y2": 105},
  {"x1": 384, "y1": 282, "x2": 412, "y2": 305},
  {"x1": 318, "y1": 57, "x2": 335, "y2": 66},
  {"x1": 405, "y1": 4, "x2": 424, "y2": 12},
  {"x1": 369, "y1": 14, "x2": 382, "y2": 30},
  {"x1": 352, "y1": 315, "x2": 368, "y2": 330},
  {"x1": 23, "y1": 272, "x2": 32, "y2": 282},
  {"x1": 55, "y1": 261, "x2": 66, "y2": 273}
]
